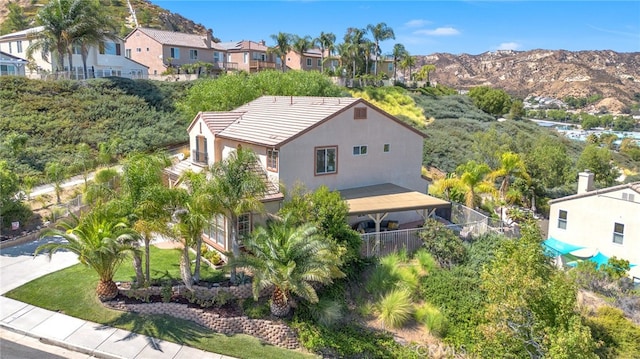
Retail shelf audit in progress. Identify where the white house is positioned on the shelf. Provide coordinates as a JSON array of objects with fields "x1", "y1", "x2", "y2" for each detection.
[
  {"x1": 0, "y1": 51, "x2": 27, "y2": 76},
  {"x1": 170, "y1": 95, "x2": 450, "y2": 254},
  {"x1": 0, "y1": 26, "x2": 148, "y2": 80},
  {"x1": 547, "y1": 171, "x2": 640, "y2": 279}
]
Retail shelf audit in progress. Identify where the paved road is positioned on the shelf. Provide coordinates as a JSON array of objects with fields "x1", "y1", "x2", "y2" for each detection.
[{"x1": 0, "y1": 327, "x2": 95, "y2": 359}]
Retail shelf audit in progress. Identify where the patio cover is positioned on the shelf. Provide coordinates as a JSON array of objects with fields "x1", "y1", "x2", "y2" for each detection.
[
  {"x1": 543, "y1": 237, "x2": 585, "y2": 255},
  {"x1": 588, "y1": 252, "x2": 637, "y2": 269},
  {"x1": 339, "y1": 183, "x2": 450, "y2": 216}
]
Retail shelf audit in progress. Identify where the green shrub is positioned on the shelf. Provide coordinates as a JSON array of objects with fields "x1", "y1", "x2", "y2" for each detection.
[
  {"x1": 414, "y1": 303, "x2": 448, "y2": 337},
  {"x1": 305, "y1": 298, "x2": 343, "y2": 327},
  {"x1": 241, "y1": 298, "x2": 270, "y2": 319},
  {"x1": 413, "y1": 248, "x2": 437, "y2": 274},
  {"x1": 377, "y1": 289, "x2": 413, "y2": 328},
  {"x1": 291, "y1": 320, "x2": 420, "y2": 358},
  {"x1": 586, "y1": 306, "x2": 640, "y2": 358}
]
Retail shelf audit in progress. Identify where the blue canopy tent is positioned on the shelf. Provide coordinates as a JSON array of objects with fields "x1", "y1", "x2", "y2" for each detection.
[
  {"x1": 543, "y1": 237, "x2": 585, "y2": 257},
  {"x1": 589, "y1": 252, "x2": 637, "y2": 269}
]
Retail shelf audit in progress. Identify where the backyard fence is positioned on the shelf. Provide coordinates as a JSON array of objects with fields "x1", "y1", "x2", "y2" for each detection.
[{"x1": 360, "y1": 202, "x2": 520, "y2": 258}]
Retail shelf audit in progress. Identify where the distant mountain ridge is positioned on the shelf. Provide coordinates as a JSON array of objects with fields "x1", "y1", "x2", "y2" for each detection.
[
  {"x1": 2, "y1": 1, "x2": 639, "y2": 109},
  {"x1": 415, "y1": 50, "x2": 640, "y2": 111}
]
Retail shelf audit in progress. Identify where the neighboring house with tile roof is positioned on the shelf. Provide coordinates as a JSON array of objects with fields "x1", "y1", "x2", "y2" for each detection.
[
  {"x1": 217, "y1": 40, "x2": 276, "y2": 72},
  {"x1": 0, "y1": 27, "x2": 147, "y2": 80},
  {"x1": 284, "y1": 48, "x2": 339, "y2": 73},
  {"x1": 173, "y1": 95, "x2": 449, "y2": 254},
  {"x1": 548, "y1": 171, "x2": 640, "y2": 279},
  {"x1": 0, "y1": 51, "x2": 27, "y2": 76},
  {"x1": 124, "y1": 27, "x2": 236, "y2": 77}
]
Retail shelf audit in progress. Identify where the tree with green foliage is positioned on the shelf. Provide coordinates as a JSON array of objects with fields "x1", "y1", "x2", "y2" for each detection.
[
  {"x1": 118, "y1": 152, "x2": 173, "y2": 286},
  {"x1": 509, "y1": 99, "x2": 525, "y2": 120},
  {"x1": 209, "y1": 148, "x2": 267, "y2": 283},
  {"x1": 279, "y1": 184, "x2": 361, "y2": 270},
  {"x1": 576, "y1": 144, "x2": 617, "y2": 186},
  {"x1": 478, "y1": 222, "x2": 596, "y2": 358},
  {"x1": 45, "y1": 161, "x2": 66, "y2": 204},
  {"x1": 314, "y1": 31, "x2": 336, "y2": 73},
  {"x1": 229, "y1": 215, "x2": 344, "y2": 317},
  {"x1": 391, "y1": 43, "x2": 408, "y2": 83},
  {"x1": 419, "y1": 219, "x2": 467, "y2": 269},
  {"x1": 0, "y1": 161, "x2": 32, "y2": 231},
  {"x1": 399, "y1": 54, "x2": 416, "y2": 82},
  {"x1": 366, "y1": 22, "x2": 395, "y2": 77},
  {"x1": 291, "y1": 35, "x2": 313, "y2": 70},
  {"x1": 269, "y1": 32, "x2": 293, "y2": 72},
  {"x1": 454, "y1": 160, "x2": 495, "y2": 208},
  {"x1": 525, "y1": 137, "x2": 572, "y2": 189},
  {"x1": 489, "y1": 151, "x2": 530, "y2": 202},
  {"x1": 36, "y1": 207, "x2": 141, "y2": 301},
  {"x1": 415, "y1": 64, "x2": 436, "y2": 86},
  {"x1": 468, "y1": 86, "x2": 512, "y2": 117},
  {"x1": 73, "y1": 143, "x2": 94, "y2": 188},
  {"x1": 1, "y1": 1, "x2": 30, "y2": 35}
]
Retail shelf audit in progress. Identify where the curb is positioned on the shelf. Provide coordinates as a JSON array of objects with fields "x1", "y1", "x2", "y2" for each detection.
[{"x1": 0, "y1": 321, "x2": 124, "y2": 359}]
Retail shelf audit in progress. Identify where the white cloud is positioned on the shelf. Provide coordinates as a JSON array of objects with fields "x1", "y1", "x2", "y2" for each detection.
[
  {"x1": 404, "y1": 19, "x2": 430, "y2": 28},
  {"x1": 414, "y1": 27, "x2": 460, "y2": 36},
  {"x1": 496, "y1": 42, "x2": 521, "y2": 50}
]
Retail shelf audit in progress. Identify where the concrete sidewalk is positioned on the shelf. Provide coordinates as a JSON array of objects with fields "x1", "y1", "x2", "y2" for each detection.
[
  {"x1": 0, "y1": 296, "x2": 236, "y2": 359},
  {"x1": 0, "y1": 236, "x2": 236, "y2": 359}
]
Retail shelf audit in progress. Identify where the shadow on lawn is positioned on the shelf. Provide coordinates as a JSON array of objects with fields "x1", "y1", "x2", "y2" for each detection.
[{"x1": 100, "y1": 312, "x2": 208, "y2": 352}]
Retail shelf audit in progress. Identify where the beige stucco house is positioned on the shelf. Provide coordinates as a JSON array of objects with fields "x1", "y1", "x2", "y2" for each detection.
[
  {"x1": 170, "y1": 95, "x2": 449, "y2": 254},
  {"x1": 124, "y1": 27, "x2": 235, "y2": 77},
  {"x1": 548, "y1": 171, "x2": 640, "y2": 279},
  {"x1": 217, "y1": 40, "x2": 276, "y2": 73},
  {"x1": 0, "y1": 26, "x2": 148, "y2": 79}
]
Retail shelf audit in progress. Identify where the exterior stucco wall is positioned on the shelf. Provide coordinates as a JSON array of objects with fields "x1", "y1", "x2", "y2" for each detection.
[
  {"x1": 279, "y1": 105, "x2": 426, "y2": 194},
  {"x1": 188, "y1": 116, "x2": 217, "y2": 168},
  {"x1": 548, "y1": 188, "x2": 640, "y2": 276},
  {"x1": 218, "y1": 139, "x2": 280, "y2": 187},
  {"x1": 124, "y1": 31, "x2": 165, "y2": 75}
]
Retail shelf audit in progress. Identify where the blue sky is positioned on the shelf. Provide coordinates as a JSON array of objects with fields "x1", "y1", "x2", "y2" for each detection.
[{"x1": 151, "y1": 1, "x2": 640, "y2": 55}]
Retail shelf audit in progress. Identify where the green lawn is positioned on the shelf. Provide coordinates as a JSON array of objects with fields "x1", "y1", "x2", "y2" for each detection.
[{"x1": 4, "y1": 247, "x2": 316, "y2": 359}]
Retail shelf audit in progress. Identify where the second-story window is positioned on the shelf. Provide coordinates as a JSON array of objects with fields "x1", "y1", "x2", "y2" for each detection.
[
  {"x1": 353, "y1": 145, "x2": 368, "y2": 156},
  {"x1": 100, "y1": 42, "x2": 121, "y2": 55},
  {"x1": 267, "y1": 149, "x2": 278, "y2": 172},
  {"x1": 557, "y1": 210, "x2": 567, "y2": 229},
  {"x1": 190, "y1": 49, "x2": 198, "y2": 60},
  {"x1": 16, "y1": 40, "x2": 22, "y2": 53},
  {"x1": 306, "y1": 58, "x2": 312, "y2": 67},
  {"x1": 613, "y1": 223, "x2": 624, "y2": 244},
  {"x1": 317, "y1": 58, "x2": 322, "y2": 67},
  {"x1": 125, "y1": 49, "x2": 131, "y2": 58},
  {"x1": 316, "y1": 146, "x2": 337, "y2": 175},
  {"x1": 243, "y1": 52, "x2": 248, "y2": 64},
  {"x1": 170, "y1": 47, "x2": 180, "y2": 59}
]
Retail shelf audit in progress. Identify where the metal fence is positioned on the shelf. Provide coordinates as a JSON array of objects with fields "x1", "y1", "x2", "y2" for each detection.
[{"x1": 360, "y1": 203, "x2": 521, "y2": 258}]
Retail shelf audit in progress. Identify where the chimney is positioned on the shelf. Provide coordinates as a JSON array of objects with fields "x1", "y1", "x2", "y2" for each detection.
[
  {"x1": 260, "y1": 39, "x2": 266, "y2": 46},
  {"x1": 577, "y1": 170, "x2": 595, "y2": 194},
  {"x1": 202, "y1": 29, "x2": 212, "y2": 49}
]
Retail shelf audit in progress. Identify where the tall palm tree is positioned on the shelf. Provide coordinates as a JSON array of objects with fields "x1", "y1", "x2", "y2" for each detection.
[
  {"x1": 269, "y1": 32, "x2": 292, "y2": 72},
  {"x1": 400, "y1": 54, "x2": 416, "y2": 83},
  {"x1": 489, "y1": 152, "x2": 530, "y2": 201},
  {"x1": 120, "y1": 152, "x2": 172, "y2": 285},
  {"x1": 392, "y1": 44, "x2": 408, "y2": 83},
  {"x1": 315, "y1": 31, "x2": 336, "y2": 73},
  {"x1": 229, "y1": 216, "x2": 344, "y2": 317},
  {"x1": 36, "y1": 207, "x2": 140, "y2": 301},
  {"x1": 27, "y1": 0, "x2": 70, "y2": 75},
  {"x1": 45, "y1": 161, "x2": 66, "y2": 204},
  {"x1": 73, "y1": 1, "x2": 118, "y2": 79},
  {"x1": 416, "y1": 64, "x2": 436, "y2": 86},
  {"x1": 367, "y1": 22, "x2": 395, "y2": 76},
  {"x1": 208, "y1": 148, "x2": 267, "y2": 283},
  {"x1": 291, "y1": 35, "x2": 313, "y2": 70}
]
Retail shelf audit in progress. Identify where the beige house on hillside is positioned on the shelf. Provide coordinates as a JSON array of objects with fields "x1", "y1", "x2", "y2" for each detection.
[
  {"x1": 170, "y1": 96, "x2": 449, "y2": 254},
  {"x1": 124, "y1": 27, "x2": 235, "y2": 77},
  {"x1": 548, "y1": 171, "x2": 640, "y2": 279},
  {"x1": 217, "y1": 40, "x2": 276, "y2": 72}
]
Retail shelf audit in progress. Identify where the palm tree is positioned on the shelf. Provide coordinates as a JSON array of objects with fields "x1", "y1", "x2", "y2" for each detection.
[
  {"x1": 208, "y1": 148, "x2": 267, "y2": 283},
  {"x1": 174, "y1": 170, "x2": 220, "y2": 283},
  {"x1": 315, "y1": 31, "x2": 336, "y2": 73},
  {"x1": 27, "y1": 0, "x2": 70, "y2": 75},
  {"x1": 120, "y1": 152, "x2": 172, "y2": 285},
  {"x1": 367, "y1": 22, "x2": 395, "y2": 76},
  {"x1": 45, "y1": 161, "x2": 66, "y2": 204},
  {"x1": 269, "y1": 32, "x2": 292, "y2": 72},
  {"x1": 392, "y1": 44, "x2": 408, "y2": 83},
  {"x1": 455, "y1": 160, "x2": 495, "y2": 208},
  {"x1": 416, "y1": 64, "x2": 436, "y2": 86},
  {"x1": 291, "y1": 35, "x2": 313, "y2": 70},
  {"x1": 489, "y1": 152, "x2": 530, "y2": 201},
  {"x1": 229, "y1": 216, "x2": 344, "y2": 317},
  {"x1": 400, "y1": 54, "x2": 416, "y2": 83},
  {"x1": 36, "y1": 207, "x2": 140, "y2": 301}
]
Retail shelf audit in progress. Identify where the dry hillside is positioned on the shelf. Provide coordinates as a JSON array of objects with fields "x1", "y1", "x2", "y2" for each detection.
[{"x1": 416, "y1": 50, "x2": 640, "y2": 108}]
